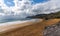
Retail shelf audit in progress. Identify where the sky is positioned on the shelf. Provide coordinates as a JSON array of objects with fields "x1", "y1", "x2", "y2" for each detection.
[
  {"x1": 32, "y1": 0, "x2": 49, "y2": 4},
  {"x1": 4, "y1": 0, "x2": 15, "y2": 7},
  {"x1": 0, "y1": 0, "x2": 60, "y2": 19},
  {"x1": 4, "y1": 0, "x2": 49, "y2": 7}
]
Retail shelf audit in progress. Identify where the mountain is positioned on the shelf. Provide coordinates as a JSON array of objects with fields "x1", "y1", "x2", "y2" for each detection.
[{"x1": 27, "y1": 11, "x2": 60, "y2": 20}]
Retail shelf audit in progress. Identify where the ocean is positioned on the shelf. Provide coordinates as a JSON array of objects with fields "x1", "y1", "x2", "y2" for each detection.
[{"x1": 0, "y1": 17, "x2": 32, "y2": 23}]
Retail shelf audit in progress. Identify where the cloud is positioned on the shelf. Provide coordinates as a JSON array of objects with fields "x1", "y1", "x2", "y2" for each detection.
[
  {"x1": 0, "y1": 0, "x2": 33, "y2": 14},
  {"x1": 0, "y1": 0, "x2": 33, "y2": 21},
  {"x1": 32, "y1": 0, "x2": 60, "y2": 14},
  {"x1": 0, "y1": 0, "x2": 60, "y2": 20}
]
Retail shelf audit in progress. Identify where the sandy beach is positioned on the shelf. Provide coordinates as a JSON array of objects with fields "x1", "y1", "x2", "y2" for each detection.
[
  {"x1": 0, "y1": 19, "x2": 60, "y2": 36},
  {"x1": 0, "y1": 19, "x2": 43, "y2": 34}
]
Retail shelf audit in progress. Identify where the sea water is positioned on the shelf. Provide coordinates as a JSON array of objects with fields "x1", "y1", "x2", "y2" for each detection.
[
  {"x1": 0, "y1": 18, "x2": 32, "y2": 23},
  {"x1": 0, "y1": 16, "x2": 32, "y2": 23}
]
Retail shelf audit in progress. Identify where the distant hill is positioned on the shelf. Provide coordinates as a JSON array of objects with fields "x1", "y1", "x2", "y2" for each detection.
[{"x1": 27, "y1": 11, "x2": 60, "y2": 20}]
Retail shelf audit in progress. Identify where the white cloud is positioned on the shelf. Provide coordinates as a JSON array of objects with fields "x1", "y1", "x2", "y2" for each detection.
[
  {"x1": 32, "y1": 0, "x2": 60, "y2": 14},
  {"x1": 0, "y1": 0, "x2": 33, "y2": 20},
  {"x1": 0, "y1": 0, "x2": 60, "y2": 20}
]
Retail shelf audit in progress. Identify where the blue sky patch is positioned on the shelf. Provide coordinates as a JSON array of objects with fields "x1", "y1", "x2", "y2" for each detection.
[
  {"x1": 4, "y1": 0, "x2": 15, "y2": 7},
  {"x1": 4, "y1": 0, "x2": 49, "y2": 7},
  {"x1": 32, "y1": 0, "x2": 49, "y2": 4}
]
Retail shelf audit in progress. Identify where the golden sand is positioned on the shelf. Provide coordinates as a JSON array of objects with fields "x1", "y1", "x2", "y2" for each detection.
[{"x1": 0, "y1": 19, "x2": 60, "y2": 36}]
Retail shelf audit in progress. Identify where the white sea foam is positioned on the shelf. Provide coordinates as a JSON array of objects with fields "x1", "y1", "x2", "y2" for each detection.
[{"x1": 0, "y1": 19, "x2": 40, "y2": 26}]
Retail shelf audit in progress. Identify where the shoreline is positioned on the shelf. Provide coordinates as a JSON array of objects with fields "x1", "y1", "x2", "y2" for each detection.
[
  {"x1": 0, "y1": 19, "x2": 60, "y2": 36},
  {"x1": 0, "y1": 19, "x2": 43, "y2": 34},
  {"x1": 0, "y1": 19, "x2": 41, "y2": 26}
]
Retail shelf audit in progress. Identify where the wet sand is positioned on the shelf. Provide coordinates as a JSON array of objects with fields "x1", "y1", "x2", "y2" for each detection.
[{"x1": 0, "y1": 19, "x2": 60, "y2": 36}]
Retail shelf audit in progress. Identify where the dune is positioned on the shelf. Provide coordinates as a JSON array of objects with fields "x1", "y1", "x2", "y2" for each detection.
[{"x1": 0, "y1": 19, "x2": 60, "y2": 36}]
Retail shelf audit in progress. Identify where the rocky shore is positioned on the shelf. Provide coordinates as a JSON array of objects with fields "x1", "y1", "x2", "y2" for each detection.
[{"x1": 44, "y1": 22, "x2": 60, "y2": 36}]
